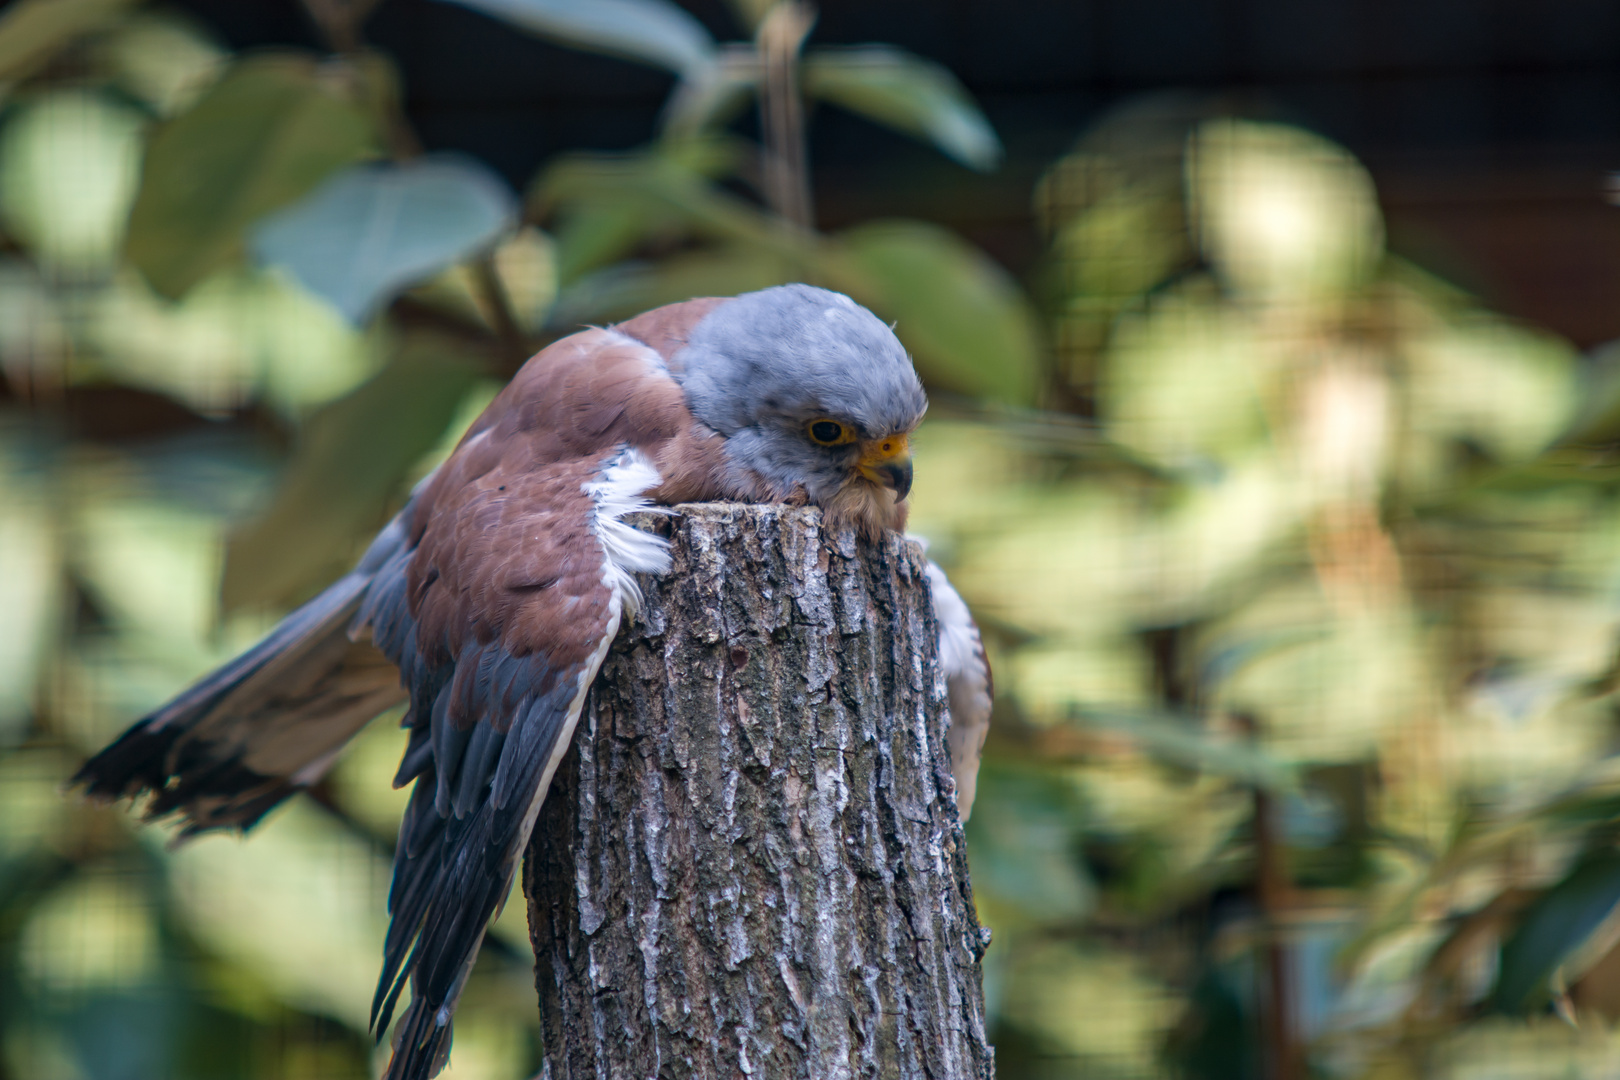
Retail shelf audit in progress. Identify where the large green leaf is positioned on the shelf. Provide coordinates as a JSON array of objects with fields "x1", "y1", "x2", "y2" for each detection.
[
  {"x1": 435, "y1": 0, "x2": 716, "y2": 77},
  {"x1": 222, "y1": 336, "x2": 480, "y2": 611},
  {"x1": 0, "y1": 0, "x2": 139, "y2": 84},
  {"x1": 554, "y1": 245, "x2": 795, "y2": 326},
  {"x1": 967, "y1": 762, "x2": 1094, "y2": 927},
  {"x1": 95, "y1": 11, "x2": 228, "y2": 117},
  {"x1": 1189, "y1": 118, "x2": 1383, "y2": 303},
  {"x1": 0, "y1": 90, "x2": 145, "y2": 275},
  {"x1": 829, "y1": 219, "x2": 1043, "y2": 405},
  {"x1": 803, "y1": 45, "x2": 1002, "y2": 172},
  {"x1": 1074, "y1": 708, "x2": 1299, "y2": 792},
  {"x1": 251, "y1": 155, "x2": 518, "y2": 324},
  {"x1": 124, "y1": 54, "x2": 377, "y2": 299},
  {"x1": 1099, "y1": 277, "x2": 1270, "y2": 467},
  {"x1": 1489, "y1": 849, "x2": 1620, "y2": 1013},
  {"x1": 536, "y1": 138, "x2": 784, "y2": 281}
]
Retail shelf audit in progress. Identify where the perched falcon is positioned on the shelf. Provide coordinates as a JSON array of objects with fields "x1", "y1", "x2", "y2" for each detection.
[{"x1": 74, "y1": 284, "x2": 993, "y2": 1080}]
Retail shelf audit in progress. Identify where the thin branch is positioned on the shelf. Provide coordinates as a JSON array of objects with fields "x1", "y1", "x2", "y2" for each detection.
[
  {"x1": 756, "y1": 2, "x2": 816, "y2": 232},
  {"x1": 300, "y1": 0, "x2": 387, "y2": 54},
  {"x1": 470, "y1": 255, "x2": 533, "y2": 377},
  {"x1": 1238, "y1": 712, "x2": 1303, "y2": 1080}
]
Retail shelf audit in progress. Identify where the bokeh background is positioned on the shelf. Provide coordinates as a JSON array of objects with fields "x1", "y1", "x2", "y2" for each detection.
[{"x1": 5, "y1": 1, "x2": 1620, "y2": 1077}]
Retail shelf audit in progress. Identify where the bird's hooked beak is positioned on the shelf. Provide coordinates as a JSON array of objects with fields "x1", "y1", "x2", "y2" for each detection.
[{"x1": 856, "y1": 433, "x2": 913, "y2": 501}]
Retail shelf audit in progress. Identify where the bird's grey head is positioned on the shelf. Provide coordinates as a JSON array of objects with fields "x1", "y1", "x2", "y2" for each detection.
[{"x1": 675, "y1": 284, "x2": 928, "y2": 535}]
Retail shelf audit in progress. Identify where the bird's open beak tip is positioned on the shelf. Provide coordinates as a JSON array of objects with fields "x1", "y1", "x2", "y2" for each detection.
[{"x1": 882, "y1": 460, "x2": 913, "y2": 501}]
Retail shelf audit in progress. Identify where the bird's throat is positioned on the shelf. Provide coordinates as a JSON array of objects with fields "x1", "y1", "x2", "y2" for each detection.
[{"x1": 823, "y1": 476, "x2": 909, "y2": 539}]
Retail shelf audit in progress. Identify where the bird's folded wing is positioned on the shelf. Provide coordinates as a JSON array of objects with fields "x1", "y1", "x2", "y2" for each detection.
[{"x1": 359, "y1": 330, "x2": 681, "y2": 1080}]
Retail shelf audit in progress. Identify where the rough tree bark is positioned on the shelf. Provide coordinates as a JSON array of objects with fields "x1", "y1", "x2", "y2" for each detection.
[{"x1": 523, "y1": 502, "x2": 994, "y2": 1079}]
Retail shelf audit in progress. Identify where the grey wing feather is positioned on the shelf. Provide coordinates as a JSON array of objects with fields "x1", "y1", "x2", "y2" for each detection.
[{"x1": 359, "y1": 554, "x2": 618, "y2": 1080}]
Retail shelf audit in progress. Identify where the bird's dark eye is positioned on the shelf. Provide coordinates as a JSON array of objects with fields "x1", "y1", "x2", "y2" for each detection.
[{"x1": 807, "y1": 420, "x2": 851, "y2": 446}]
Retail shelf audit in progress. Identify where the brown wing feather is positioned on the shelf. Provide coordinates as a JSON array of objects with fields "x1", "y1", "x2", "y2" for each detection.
[{"x1": 612, "y1": 296, "x2": 730, "y2": 370}]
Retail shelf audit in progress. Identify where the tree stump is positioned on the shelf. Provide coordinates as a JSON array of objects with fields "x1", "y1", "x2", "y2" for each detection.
[{"x1": 522, "y1": 502, "x2": 994, "y2": 1079}]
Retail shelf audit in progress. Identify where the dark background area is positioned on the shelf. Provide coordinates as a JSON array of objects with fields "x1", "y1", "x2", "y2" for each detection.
[{"x1": 170, "y1": 0, "x2": 1620, "y2": 347}]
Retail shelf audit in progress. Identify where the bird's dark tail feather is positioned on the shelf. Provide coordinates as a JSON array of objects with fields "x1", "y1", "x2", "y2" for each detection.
[
  {"x1": 387, "y1": 993, "x2": 454, "y2": 1080},
  {"x1": 72, "y1": 514, "x2": 414, "y2": 836}
]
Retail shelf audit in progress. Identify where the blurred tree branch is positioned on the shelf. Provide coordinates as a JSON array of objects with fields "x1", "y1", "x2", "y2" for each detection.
[{"x1": 755, "y1": 2, "x2": 815, "y2": 232}]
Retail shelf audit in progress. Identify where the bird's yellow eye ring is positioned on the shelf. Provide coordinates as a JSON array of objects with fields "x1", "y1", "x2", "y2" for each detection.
[{"x1": 807, "y1": 419, "x2": 854, "y2": 446}]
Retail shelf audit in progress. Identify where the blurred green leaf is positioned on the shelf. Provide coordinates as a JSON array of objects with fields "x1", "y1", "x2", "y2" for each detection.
[
  {"x1": 537, "y1": 139, "x2": 783, "y2": 272},
  {"x1": 159, "y1": 801, "x2": 391, "y2": 1030},
  {"x1": 254, "y1": 271, "x2": 385, "y2": 414},
  {"x1": 803, "y1": 45, "x2": 1002, "y2": 172},
  {"x1": 1008, "y1": 638, "x2": 1155, "y2": 719},
  {"x1": 967, "y1": 762, "x2": 1094, "y2": 926},
  {"x1": 124, "y1": 54, "x2": 376, "y2": 298},
  {"x1": 434, "y1": 0, "x2": 716, "y2": 77},
  {"x1": 85, "y1": 267, "x2": 379, "y2": 414},
  {"x1": 73, "y1": 489, "x2": 225, "y2": 646},
  {"x1": 554, "y1": 244, "x2": 794, "y2": 325},
  {"x1": 222, "y1": 336, "x2": 480, "y2": 611},
  {"x1": 19, "y1": 871, "x2": 159, "y2": 993},
  {"x1": 0, "y1": 0, "x2": 139, "y2": 84},
  {"x1": 1075, "y1": 708, "x2": 1300, "y2": 792},
  {"x1": 830, "y1": 219, "x2": 1043, "y2": 405},
  {"x1": 1213, "y1": 600, "x2": 1426, "y2": 765},
  {"x1": 0, "y1": 258, "x2": 69, "y2": 381},
  {"x1": 1562, "y1": 340, "x2": 1620, "y2": 445},
  {"x1": 84, "y1": 270, "x2": 259, "y2": 411},
  {"x1": 0, "y1": 750, "x2": 74, "y2": 862},
  {"x1": 0, "y1": 471, "x2": 57, "y2": 743},
  {"x1": 251, "y1": 155, "x2": 518, "y2": 325},
  {"x1": 0, "y1": 90, "x2": 145, "y2": 275},
  {"x1": 661, "y1": 45, "x2": 758, "y2": 137},
  {"x1": 1490, "y1": 850, "x2": 1620, "y2": 1014},
  {"x1": 1189, "y1": 118, "x2": 1384, "y2": 303},
  {"x1": 548, "y1": 201, "x2": 660, "y2": 286},
  {"x1": 946, "y1": 484, "x2": 1145, "y2": 638},
  {"x1": 410, "y1": 226, "x2": 558, "y2": 335},
  {"x1": 94, "y1": 12, "x2": 227, "y2": 116},
  {"x1": 1050, "y1": 177, "x2": 1187, "y2": 301},
  {"x1": 996, "y1": 940, "x2": 1177, "y2": 1067},
  {"x1": 1402, "y1": 309, "x2": 1579, "y2": 473},
  {"x1": 1099, "y1": 278, "x2": 1269, "y2": 466}
]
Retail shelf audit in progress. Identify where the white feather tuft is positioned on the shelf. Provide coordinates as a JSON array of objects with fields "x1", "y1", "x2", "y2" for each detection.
[
  {"x1": 584, "y1": 447, "x2": 672, "y2": 617},
  {"x1": 922, "y1": 559, "x2": 979, "y2": 679}
]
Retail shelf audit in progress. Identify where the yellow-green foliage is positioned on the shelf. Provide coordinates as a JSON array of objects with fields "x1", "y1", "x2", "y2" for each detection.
[{"x1": 5, "y1": 4, "x2": 1620, "y2": 1079}]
